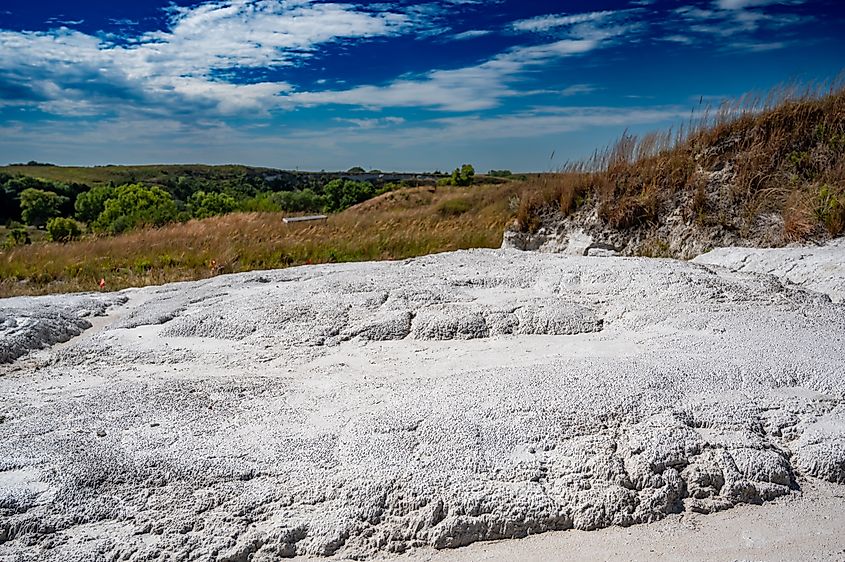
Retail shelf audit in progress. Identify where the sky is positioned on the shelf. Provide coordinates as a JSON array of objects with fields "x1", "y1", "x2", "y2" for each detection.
[{"x1": 0, "y1": 0, "x2": 843, "y2": 172}]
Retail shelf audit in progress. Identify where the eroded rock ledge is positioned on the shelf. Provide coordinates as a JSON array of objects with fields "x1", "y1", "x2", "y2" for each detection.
[{"x1": 0, "y1": 249, "x2": 843, "y2": 560}]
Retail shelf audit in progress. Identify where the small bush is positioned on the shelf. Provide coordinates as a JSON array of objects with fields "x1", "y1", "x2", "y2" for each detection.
[
  {"x1": 600, "y1": 193, "x2": 658, "y2": 229},
  {"x1": 322, "y1": 179, "x2": 375, "y2": 213},
  {"x1": 3, "y1": 226, "x2": 31, "y2": 249},
  {"x1": 46, "y1": 217, "x2": 82, "y2": 242},
  {"x1": 489, "y1": 169, "x2": 512, "y2": 178},
  {"x1": 783, "y1": 192, "x2": 815, "y2": 241}
]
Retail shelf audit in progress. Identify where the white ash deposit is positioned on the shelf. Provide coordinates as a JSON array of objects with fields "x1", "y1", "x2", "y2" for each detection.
[
  {"x1": 694, "y1": 237, "x2": 845, "y2": 303},
  {"x1": 1, "y1": 247, "x2": 844, "y2": 561}
]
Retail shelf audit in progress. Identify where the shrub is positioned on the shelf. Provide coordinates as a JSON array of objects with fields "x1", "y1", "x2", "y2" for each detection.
[
  {"x1": 239, "y1": 192, "x2": 283, "y2": 212},
  {"x1": 75, "y1": 185, "x2": 116, "y2": 223},
  {"x1": 188, "y1": 190, "x2": 237, "y2": 219},
  {"x1": 816, "y1": 183, "x2": 844, "y2": 236},
  {"x1": 3, "y1": 225, "x2": 30, "y2": 249},
  {"x1": 46, "y1": 217, "x2": 82, "y2": 242},
  {"x1": 93, "y1": 183, "x2": 178, "y2": 234},
  {"x1": 322, "y1": 179, "x2": 375, "y2": 213},
  {"x1": 20, "y1": 188, "x2": 67, "y2": 227},
  {"x1": 273, "y1": 189, "x2": 325, "y2": 213}
]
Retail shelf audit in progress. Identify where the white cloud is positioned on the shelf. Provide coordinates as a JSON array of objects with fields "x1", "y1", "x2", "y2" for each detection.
[
  {"x1": 139, "y1": 0, "x2": 409, "y2": 73},
  {"x1": 451, "y1": 29, "x2": 492, "y2": 40},
  {"x1": 560, "y1": 84, "x2": 597, "y2": 96},
  {"x1": 715, "y1": 0, "x2": 804, "y2": 9},
  {"x1": 0, "y1": 1, "x2": 410, "y2": 117},
  {"x1": 728, "y1": 40, "x2": 787, "y2": 51},
  {"x1": 668, "y1": 1, "x2": 812, "y2": 47},
  {"x1": 512, "y1": 11, "x2": 617, "y2": 33},
  {"x1": 282, "y1": 38, "x2": 601, "y2": 111},
  {"x1": 334, "y1": 116, "x2": 405, "y2": 128},
  {"x1": 421, "y1": 106, "x2": 690, "y2": 141}
]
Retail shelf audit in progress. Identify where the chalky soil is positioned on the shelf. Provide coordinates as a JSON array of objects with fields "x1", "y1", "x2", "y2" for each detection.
[{"x1": 1, "y1": 247, "x2": 844, "y2": 560}]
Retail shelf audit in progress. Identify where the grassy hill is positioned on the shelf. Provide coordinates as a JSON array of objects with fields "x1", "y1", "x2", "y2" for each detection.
[
  {"x1": 511, "y1": 84, "x2": 845, "y2": 257},
  {"x1": 0, "y1": 182, "x2": 522, "y2": 297},
  {"x1": 0, "y1": 163, "x2": 270, "y2": 187}
]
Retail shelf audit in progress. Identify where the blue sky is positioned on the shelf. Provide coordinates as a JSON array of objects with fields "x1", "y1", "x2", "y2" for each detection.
[{"x1": 0, "y1": 0, "x2": 843, "y2": 172}]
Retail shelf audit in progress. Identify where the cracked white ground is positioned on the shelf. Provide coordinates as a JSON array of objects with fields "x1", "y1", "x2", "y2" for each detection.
[{"x1": 1, "y1": 244, "x2": 844, "y2": 561}]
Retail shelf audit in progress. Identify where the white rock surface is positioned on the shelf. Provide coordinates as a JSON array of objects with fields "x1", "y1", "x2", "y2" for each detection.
[
  {"x1": 0, "y1": 293, "x2": 125, "y2": 364},
  {"x1": 0, "y1": 249, "x2": 844, "y2": 561},
  {"x1": 694, "y1": 238, "x2": 845, "y2": 302}
]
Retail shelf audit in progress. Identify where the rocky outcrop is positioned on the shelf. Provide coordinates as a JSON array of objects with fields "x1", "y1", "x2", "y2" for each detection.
[{"x1": 1, "y1": 249, "x2": 844, "y2": 560}]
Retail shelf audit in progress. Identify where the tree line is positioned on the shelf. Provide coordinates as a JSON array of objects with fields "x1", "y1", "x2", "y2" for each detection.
[
  {"x1": 1, "y1": 169, "x2": 474, "y2": 247},
  {"x1": 1, "y1": 164, "x2": 482, "y2": 247}
]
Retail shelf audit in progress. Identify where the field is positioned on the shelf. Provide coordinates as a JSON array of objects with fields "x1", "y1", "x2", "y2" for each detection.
[
  {"x1": 0, "y1": 164, "x2": 272, "y2": 187},
  {"x1": 0, "y1": 183, "x2": 521, "y2": 297}
]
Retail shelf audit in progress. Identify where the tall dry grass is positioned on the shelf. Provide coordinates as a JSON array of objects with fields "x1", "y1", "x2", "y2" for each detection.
[
  {"x1": 516, "y1": 79, "x2": 845, "y2": 242},
  {"x1": 0, "y1": 183, "x2": 520, "y2": 297}
]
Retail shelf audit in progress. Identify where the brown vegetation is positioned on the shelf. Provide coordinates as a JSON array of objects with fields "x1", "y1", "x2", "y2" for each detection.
[
  {"x1": 515, "y1": 81, "x2": 845, "y2": 246},
  {"x1": 0, "y1": 183, "x2": 520, "y2": 297}
]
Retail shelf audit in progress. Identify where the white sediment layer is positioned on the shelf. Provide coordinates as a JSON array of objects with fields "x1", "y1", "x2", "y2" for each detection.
[
  {"x1": 694, "y1": 238, "x2": 845, "y2": 303},
  {"x1": 0, "y1": 246, "x2": 844, "y2": 560}
]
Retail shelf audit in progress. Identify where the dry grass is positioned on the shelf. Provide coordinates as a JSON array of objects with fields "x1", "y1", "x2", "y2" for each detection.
[
  {"x1": 516, "y1": 80, "x2": 845, "y2": 242},
  {"x1": 0, "y1": 183, "x2": 520, "y2": 297}
]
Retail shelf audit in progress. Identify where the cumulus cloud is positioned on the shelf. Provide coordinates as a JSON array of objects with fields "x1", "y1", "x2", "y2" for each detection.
[
  {"x1": 0, "y1": 0, "x2": 409, "y2": 117},
  {"x1": 0, "y1": 0, "x2": 824, "y2": 125}
]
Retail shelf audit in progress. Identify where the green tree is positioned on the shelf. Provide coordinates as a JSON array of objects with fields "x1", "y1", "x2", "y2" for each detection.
[
  {"x1": 451, "y1": 164, "x2": 475, "y2": 187},
  {"x1": 46, "y1": 217, "x2": 83, "y2": 242},
  {"x1": 322, "y1": 179, "x2": 375, "y2": 213},
  {"x1": 19, "y1": 188, "x2": 67, "y2": 227},
  {"x1": 74, "y1": 185, "x2": 116, "y2": 223},
  {"x1": 188, "y1": 190, "x2": 237, "y2": 219},
  {"x1": 489, "y1": 169, "x2": 512, "y2": 178},
  {"x1": 346, "y1": 166, "x2": 366, "y2": 174},
  {"x1": 93, "y1": 183, "x2": 178, "y2": 234},
  {"x1": 273, "y1": 189, "x2": 326, "y2": 213}
]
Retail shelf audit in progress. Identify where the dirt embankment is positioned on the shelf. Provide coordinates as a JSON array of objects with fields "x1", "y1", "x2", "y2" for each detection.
[{"x1": 505, "y1": 88, "x2": 845, "y2": 258}]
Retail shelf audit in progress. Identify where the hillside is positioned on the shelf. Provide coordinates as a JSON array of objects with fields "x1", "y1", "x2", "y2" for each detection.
[
  {"x1": 0, "y1": 163, "x2": 445, "y2": 190},
  {"x1": 0, "y1": 163, "x2": 269, "y2": 187},
  {"x1": 0, "y1": 183, "x2": 521, "y2": 297},
  {"x1": 506, "y1": 85, "x2": 845, "y2": 257}
]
